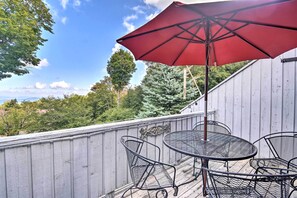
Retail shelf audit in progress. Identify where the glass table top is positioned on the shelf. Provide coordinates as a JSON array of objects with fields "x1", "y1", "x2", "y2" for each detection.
[{"x1": 163, "y1": 130, "x2": 257, "y2": 161}]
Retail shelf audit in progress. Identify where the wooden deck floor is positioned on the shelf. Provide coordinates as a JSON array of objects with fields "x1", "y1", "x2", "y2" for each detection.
[{"x1": 113, "y1": 157, "x2": 253, "y2": 198}]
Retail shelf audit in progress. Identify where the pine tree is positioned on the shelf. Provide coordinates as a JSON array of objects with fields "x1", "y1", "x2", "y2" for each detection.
[{"x1": 138, "y1": 62, "x2": 198, "y2": 118}]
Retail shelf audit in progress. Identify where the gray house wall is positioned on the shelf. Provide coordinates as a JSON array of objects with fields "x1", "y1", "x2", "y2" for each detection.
[{"x1": 181, "y1": 48, "x2": 297, "y2": 143}]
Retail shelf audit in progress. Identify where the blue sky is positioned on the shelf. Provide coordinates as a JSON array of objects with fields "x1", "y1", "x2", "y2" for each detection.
[{"x1": 0, "y1": 0, "x2": 209, "y2": 101}]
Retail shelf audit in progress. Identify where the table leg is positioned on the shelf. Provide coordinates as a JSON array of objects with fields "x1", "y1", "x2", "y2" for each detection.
[{"x1": 202, "y1": 159, "x2": 209, "y2": 197}]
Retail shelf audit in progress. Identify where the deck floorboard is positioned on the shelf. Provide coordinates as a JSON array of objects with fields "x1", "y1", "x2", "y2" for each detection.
[{"x1": 113, "y1": 157, "x2": 252, "y2": 198}]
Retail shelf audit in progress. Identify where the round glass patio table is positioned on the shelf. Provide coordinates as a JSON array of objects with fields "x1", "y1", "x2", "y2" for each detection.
[
  {"x1": 163, "y1": 130, "x2": 257, "y2": 161},
  {"x1": 163, "y1": 130, "x2": 258, "y2": 196}
]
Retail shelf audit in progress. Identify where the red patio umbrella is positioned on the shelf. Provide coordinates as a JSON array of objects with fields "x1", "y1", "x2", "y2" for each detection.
[
  {"x1": 117, "y1": 0, "x2": 297, "y2": 194},
  {"x1": 117, "y1": 0, "x2": 297, "y2": 140}
]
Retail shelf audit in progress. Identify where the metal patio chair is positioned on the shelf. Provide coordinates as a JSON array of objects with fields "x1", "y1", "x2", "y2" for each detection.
[
  {"x1": 205, "y1": 166, "x2": 297, "y2": 198},
  {"x1": 121, "y1": 135, "x2": 196, "y2": 198},
  {"x1": 192, "y1": 120, "x2": 232, "y2": 176},
  {"x1": 250, "y1": 132, "x2": 297, "y2": 172},
  {"x1": 289, "y1": 158, "x2": 297, "y2": 197}
]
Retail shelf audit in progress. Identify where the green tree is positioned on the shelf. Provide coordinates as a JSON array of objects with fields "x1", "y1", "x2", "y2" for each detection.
[
  {"x1": 189, "y1": 61, "x2": 248, "y2": 93},
  {"x1": 88, "y1": 77, "x2": 117, "y2": 120},
  {"x1": 0, "y1": 0, "x2": 54, "y2": 79},
  {"x1": 2, "y1": 99, "x2": 18, "y2": 109},
  {"x1": 96, "y1": 107, "x2": 135, "y2": 123},
  {"x1": 0, "y1": 101, "x2": 38, "y2": 136},
  {"x1": 91, "y1": 76, "x2": 113, "y2": 92},
  {"x1": 138, "y1": 62, "x2": 198, "y2": 118},
  {"x1": 107, "y1": 49, "x2": 136, "y2": 105},
  {"x1": 121, "y1": 86, "x2": 143, "y2": 115},
  {"x1": 32, "y1": 95, "x2": 92, "y2": 132}
]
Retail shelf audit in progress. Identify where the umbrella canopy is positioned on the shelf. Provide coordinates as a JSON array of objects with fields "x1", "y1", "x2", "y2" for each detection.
[
  {"x1": 117, "y1": 0, "x2": 297, "y2": 66},
  {"x1": 117, "y1": 0, "x2": 297, "y2": 140},
  {"x1": 117, "y1": 1, "x2": 297, "y2": 196}
]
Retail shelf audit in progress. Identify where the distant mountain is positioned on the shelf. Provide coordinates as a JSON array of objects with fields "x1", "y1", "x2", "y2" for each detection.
[{"x1": 0, "y1": 97, "x2": 41, "y2": 104}]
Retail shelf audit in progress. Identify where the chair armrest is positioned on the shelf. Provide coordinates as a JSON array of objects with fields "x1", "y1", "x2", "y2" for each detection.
[
  {"x1": 288, "y1": 157, "x2": 297, "y2": 170},
  {"x1": 155, "y1": 160, "x2": 177, "y2": 183},
  {"x1": 291, "y1": 177, "x2": 297, "y2": 189},
  {"x1": 141, "y1": 138, "x2": 161, "y2": 161},
  {"x1": 137, "y1": 153, "x2": 177, "y2": 176}
]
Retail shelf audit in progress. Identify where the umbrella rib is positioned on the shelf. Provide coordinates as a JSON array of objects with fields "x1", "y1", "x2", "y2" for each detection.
[
  {"x1": 177, "y1": 25, "x2": 205, "y2": 43},
  {"x1": 211, "y1": 12, "x2": 237, "y2": 40},
  {"x1": 172, "y1": 23, "x2": 204, "y2": 65},
  {"x1": 217, "y1": 17, "x2": 297, "y2": 32},
  {"x1": 211, "y1": 18, "x2": 273, "y2": 58},
  {"x1": 212, "y1": 23, "x2": 249, "y2": 42},
  {"x1": 117, "y1": 18, "x2": 203, "y2": 42},
  {"x1": 175, "y1": 36, "x2": 204, "y2": 44},
  {"x1": 209, "y1": 23, "x2": 219, "y2": 66},
  {"x1": 138, "y1": 21, "x2": 202, "y2": 60},
  {"x1": 212, "y1": 34, "x2": 235, "y2": 43}
]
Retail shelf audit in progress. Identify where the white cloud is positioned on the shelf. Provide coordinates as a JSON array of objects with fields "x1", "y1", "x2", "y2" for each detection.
[
  {"x1": 35, "y1": 82, "x2": 47, "y2": 89},
  {"x1": 50, "y1": 81, "x2": 71, "y2": 89},
  {"x1": 0, "y1": 87, "x2": 89, "y2": 101},
  {"x1": 146, "y1": 12, "x2": 159, "y2": 20},
  {"x1": 28, "y1": 58, "x2": 49, "y2": 69},
  {"x1": 112, "y1": 43, "x2": 121, "y2": 54},
  {"x1": 38, "y1": 58, "x2": 49, "y2": 68},
  {"x1": 61, "y1": 17, "x2": 67, "y2": 24},
  {"x1": 61, "y1": 0, "x2": 69, "y2": 9},
  {"x1": 143, "y1": 0, "x2": 172, "y2": 9},
  {"x1": 123, "y1": 15, "x2": 138, "y2": 32},
  {"x1": 133, "y1": 5, "x2": 145, "y2": 14},
  {"x1": 74, "y1": 0, "x2": 81, "y2": 7}
]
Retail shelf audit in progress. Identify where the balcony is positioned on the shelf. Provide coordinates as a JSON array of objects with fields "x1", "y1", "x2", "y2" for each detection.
[
  {"x1": 0, "y1": 111, "x2": 216, "y2": 198},
  {"x1": 0, "y1": 49, "x2": 296, "y2": 197}
]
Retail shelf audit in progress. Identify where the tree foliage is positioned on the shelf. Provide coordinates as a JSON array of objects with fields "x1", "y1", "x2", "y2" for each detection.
[
  {"x1": 0, "y1": 0, "x2": 54, "y2": 79},
  {"x1": 107, "y1": 49, "x2": 136, "y2": 104},
  {"x1": 88, "y1": 76, "x2": 116, "y2": 120},
  {"x1": 0, "y1": 60, "x2": 249, "y2": 136},
  {"x1": 189, "y1": 61, "x2": 248, "y2": 93},
  {"x1": 0, "y1": 101, "x2": 38, "y2": 136},
  {"x1": 90, "y1": 76, "x2": 113, "y2": 92},
  {"x1": 121, "y1": 86, "x2": 143, "y2": 115},
  {"x1": 32, "y1": 95, "x2": 92, "y2": 132},
  {"x1": 138, "y1": 62, "x2": 198, "y2": 118},
  {"x1": 96, "y1": 107, "x2": 135, "y2": 123}
]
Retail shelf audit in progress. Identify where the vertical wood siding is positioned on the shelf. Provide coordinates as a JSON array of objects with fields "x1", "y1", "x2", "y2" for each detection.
[
  {"x1": 0, "y1": 111, "x2": 214, "y2": 198},
  {"x1": 181, "y1": 49, "x2": 297, "y2": 141}
]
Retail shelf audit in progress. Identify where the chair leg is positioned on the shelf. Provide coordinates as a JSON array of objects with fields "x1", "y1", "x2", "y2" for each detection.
[
  {"x1": 121, "y1": 185, "x2": 134, "y2": 198},
  {"x1": 288, "y1": 189, "x2": 295, "y2": 198},
  {"x1": 225, "y1": 161, "x2": 230, "y2": 183},
  {"x1": 173, "y1": 186, "x2": 179, "y2": 196},
  {"x1": 155, "y1": 189, "x2": 168, "y2": 198},
  {"x1": 193, "y1": 157, "x2": 197, "y2": 176}
]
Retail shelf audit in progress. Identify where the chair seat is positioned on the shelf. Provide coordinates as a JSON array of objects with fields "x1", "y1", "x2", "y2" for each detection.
[
  {"x1": 250, "y1": 158, "x2": 297, "y2": 171},
  {"x1": 206, "y1": 167, "x2": 295, "y2": 198},
  {"x1": 133, "y1": 164, "x2": 174, "y2": 190},
  {"x1": 207, "y1": 186, "x2": 262, "y2": 198}
]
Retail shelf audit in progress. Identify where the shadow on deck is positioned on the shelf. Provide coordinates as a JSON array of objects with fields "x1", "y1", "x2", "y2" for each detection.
[{"x1": 111, "y1": 157, "x2": 253, "y2": 198}]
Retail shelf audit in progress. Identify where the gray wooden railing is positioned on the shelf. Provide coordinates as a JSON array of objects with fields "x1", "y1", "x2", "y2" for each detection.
[{"x1": 0, "y1": 111, "x2": 215, "y2": 198}]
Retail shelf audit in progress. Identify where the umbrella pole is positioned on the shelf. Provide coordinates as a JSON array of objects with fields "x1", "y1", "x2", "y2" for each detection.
[
  {"x1": 202, "y1": 19, "x2": 210, "y2": 197},
  {"x1": 204, "y1": 62, "x2": 209, "y2": 141},
  {"x1": 204, "y1": 19, "x2": 210, "y2": 142},
  {"x1": 202, "y1": 52, "x2": 209, "y2": 197}
]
